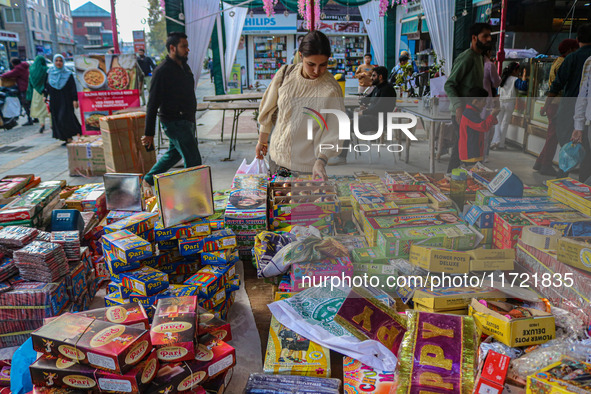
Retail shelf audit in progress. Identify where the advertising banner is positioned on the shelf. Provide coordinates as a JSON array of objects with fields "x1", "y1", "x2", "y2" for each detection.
[
  {"x1": 74, "y1": 54, "x2": 142, "y2": 135},
  {"x1": 227, "y1": 63, "x2": 241, "y2": 94}
]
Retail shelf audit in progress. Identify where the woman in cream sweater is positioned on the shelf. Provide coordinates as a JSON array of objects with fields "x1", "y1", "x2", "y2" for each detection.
[{"x1": 255, "y1": 31, "x2": 345, "y2": 180}]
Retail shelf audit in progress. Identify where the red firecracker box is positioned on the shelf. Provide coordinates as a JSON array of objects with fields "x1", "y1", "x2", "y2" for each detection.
[{"x1": 474, "y1": 351, "x2": 510, "y2": 394}]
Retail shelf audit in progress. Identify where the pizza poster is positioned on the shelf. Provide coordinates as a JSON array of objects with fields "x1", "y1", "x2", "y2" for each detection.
[{"x1": 73, "y1": 54, "x2": 142, "y2": 135}]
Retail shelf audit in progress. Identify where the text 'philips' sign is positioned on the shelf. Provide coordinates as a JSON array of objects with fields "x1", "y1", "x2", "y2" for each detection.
[{"x1": 243, "y1": 14, "x2": 297, "y2": 34}]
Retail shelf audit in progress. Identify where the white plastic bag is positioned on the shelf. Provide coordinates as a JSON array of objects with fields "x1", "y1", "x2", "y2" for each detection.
[
  {"x1": 236, "y1": 157, "x2": 268, "y2": 175},
  {"x1": 3, "y1": 96, "x2": 21, "y2": 118}
]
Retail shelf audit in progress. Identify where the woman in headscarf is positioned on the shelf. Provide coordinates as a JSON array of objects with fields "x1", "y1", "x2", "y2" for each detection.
[
  {"x1": 46, "y1": 54, "x2": 81, "y2": 144},
  {"x1": 26, "y1": 55, "x2": 49, "y2": 134}
]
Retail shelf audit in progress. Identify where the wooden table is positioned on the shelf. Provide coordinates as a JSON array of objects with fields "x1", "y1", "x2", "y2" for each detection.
[
  {"x1": 207, "y1": 102, "x2": 260, "y2": 161},
  {"x1": 403, "y1": 106, "x2": 452, "y2": 173},
  {"x1": 203, "y1": 93, "x2": 263, "y2": 142}
]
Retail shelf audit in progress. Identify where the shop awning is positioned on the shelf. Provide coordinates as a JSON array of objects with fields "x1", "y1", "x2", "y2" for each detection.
[
  {"x1": 475, "y1": 3, "x2": 492, "y2": 23},
  {"x1": 401, "y1": 16, "x2": 420, "y2": 35},
  {"x1": 421, "y1": 16, "x2": 428, "y2": 33}
]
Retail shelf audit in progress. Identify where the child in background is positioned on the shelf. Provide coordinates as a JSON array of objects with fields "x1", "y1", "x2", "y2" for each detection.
[{"x1": 459, "y1": 87, "x2": 500, "y2": 165}]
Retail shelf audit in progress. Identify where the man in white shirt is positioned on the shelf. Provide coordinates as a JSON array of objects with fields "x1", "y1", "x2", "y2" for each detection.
[{"x1": 572, "y1": 55, "x2": 591, "y2": 184}]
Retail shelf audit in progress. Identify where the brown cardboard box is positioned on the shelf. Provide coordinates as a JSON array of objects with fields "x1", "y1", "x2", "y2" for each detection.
[
  {"x1": 67, "y1": 136, "x2": 106, "y2": 177},
  {"x1": 100, "y1": 112, "x2": 156, "y2": 174}
]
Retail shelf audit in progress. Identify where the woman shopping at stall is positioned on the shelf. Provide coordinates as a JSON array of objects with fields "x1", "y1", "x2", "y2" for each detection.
[
  {"x1": 46, "y1": 54, "x2": 81, "y2": 145},
  {"x1": 490, "y1": 62, "x2": 528, "y2": 150},
  {"x1": 27, "y1": 55, "x2": 49, "y2": 134},
  {"x1": 255, "y1": 31, "x2": 345, "y2": 180}
]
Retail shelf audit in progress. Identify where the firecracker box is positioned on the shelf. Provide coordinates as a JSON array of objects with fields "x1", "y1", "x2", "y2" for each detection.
[
  {"x1": 201, "y1": 249, "x2": 238, "y2": 266},
  {"x1": 377, "y1": 224, "x2": 479, "y2": 258},
  {"x1": 413, "y1": 304, "x2": 468, "y2": 315},
  {"x1": 105, "y1": 212, "x2": 158, "y2": 235},
  {"x1": 147, "y1": 334, "x2": 235, "y2": 394},
  {"x1": 522, "y1": 211, "x2": 591, "y2": 236},
  {"x1": 469, "y1": 299, "x2": 555, "y2": 347},
  {"x1": 0, "y1": 174, "x2": 33, "y2": 198},
  {"x1": 465, "y1": 205, "x2": 495, "y2": 228},
  {"x1": 408, "y1": 245, "x2": 470, "y2": 274},
  {"x1": 358, "y1": 202, "x2": 399, "y2": 217},
  {"x1": 352, "y1": 247, "x2": 388, "y2": 265},
  {"x1": 547, "y1": 178, "x2": 591, "y2": 213},
  {"x1": 31, "y1": 313, "x2": 152, "y2": 374},
  {"x1": 106, "y1": 210, "x2": 138, "y2": 224},
  {"x1": 135, "y1": 252, "x2": 173, "y2": 270},
  {"x1": 184, "y1": 267, "x2": 225, "y2": 299},
  {"x1": 129, "y1": 284, "x2": 199, "y2": 309},
  {"x1": 425, "y1": 183, "x2": 453, "y2": 208},
  {"x1": 474, "y1": 351, "x2": 510, "y2": 394},
  {"x1": 350, "y1": 183, "x2": 385, "y2": 205},
  {"x1": 158, "y1": 260, "x2": 200, "y2": 276},
  {"x1": 151, "y1": 296, "x2": 199, "y2": 363},
  {"x1": 65, "y1": 184, "x2": 106, "y2": 216},
  {"x1": 526, "y1": 357, "x2": 591, "y2": 394},
  {"x1": 383, "y1": 192, "x2": 429, "y2": 205},
  {"x1": 78, "y1": 302, "x2": 149, "y2": 330},
  {"x1": 199, "y1": 287, "x2": 226, "y2": 310},
  {"x1": 121, "y1": 266, "x2": 169, "y2": 296},
  {"x1": 102, "y1": 230, "x2": 152, "y2": 268},
  {"x1": 197, "y1": 306, "x2": 232, "y2": 341},
  {"x1": 493, "y1": 213, "x2": 531, "y2": 248},
  {"x1": 179, "y1": 229, "x2": 237, "y2": 257},
  {"x1": 343, "y1": 356, "x2": 396, "y2": 393},
  {"x1": 291, "y1": 257, "x2": 354, "y2": 292},
  {"x1": 67, "y1": 136, "x2": 107, "y2": 177},
  {"x1": 0, "y1": 186, "x2": 60, "y2": 223},
  {"x1": 413, "y1": 287, "x2": 505, "y2": 311},
  {"x1": 557, "y1": 237, "x2": 591, "y2": 274},
  {"x1": 156, "y1": 239, "x2": 178, "y2": 251},
  {"x1": 384, "y1": 172, "x2": 426, "y2": 192},
  {"x1": 227, "y1": 274, "x2": 240, "y2": 291},
  {"x1": 105, "y1": 291, "x2": 129, "y2": 306},
  {"x1": 466, "y1": 248, "x2": 515, "y2": 271},
  {"x1": 488, "y1": 196, "x2": 552, "y2": 206},
  {"x1": 477, "y1": 226, "x2": 494, "y2": 244},
  {"x1": 100, "y1": 112, "x2": 156, "y2": 175},
  {"x1": 154, "y1": 219, "x2": 211, "y2": 242},
  {"x1": 466, "y1": 203, "x2": 575, "y2": 229},
  {"x1": 67, "y1": 262, "x2": 88, "y2": 301},
  {"x1": 263, "y1": 316, "x2": 330, "y2": 377}
]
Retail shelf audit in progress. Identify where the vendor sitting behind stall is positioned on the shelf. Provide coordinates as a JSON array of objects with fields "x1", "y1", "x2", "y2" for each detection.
[
  {"x1": 459, "y1": 87, "x2": 499, "y2": 165},
  {"x1": 255, "y1": 31, "x2": 345, "y2": 180}
]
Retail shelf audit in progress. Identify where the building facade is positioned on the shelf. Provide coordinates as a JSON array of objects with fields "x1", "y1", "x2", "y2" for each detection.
[
  {"x1": 72, "y1": 1, "x2": 112, "y2": 53},
  {"x1": 0, "y1": 0, "x2": 74, "y2": 60}
]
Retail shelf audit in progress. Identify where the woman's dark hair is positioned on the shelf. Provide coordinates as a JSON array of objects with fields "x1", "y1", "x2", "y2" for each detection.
[
  {"x1": 166, "y1": 31, "x2": 188, "y2": 53},
  {"x1": 500, "y1": 62, "x2": 520, "y2": 87},
  {"x1": 298, "y1": 31, "x2": 331, "y2": 58},
  {"x1": 10, "y1": 58, "x2": 21, "y2": 66}
]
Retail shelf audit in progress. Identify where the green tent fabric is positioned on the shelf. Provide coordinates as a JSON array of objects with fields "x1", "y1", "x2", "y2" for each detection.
[
  {"x1": 384, "y1": 7, "x2": 397, "y2": 73},
  {"x1": 401, "y1": 17, "x2": 420, "y2": 35},
  {"x1": 331, "y1": 0, "x2": 372, "y2": 5},
  {"x1": 165, "y1": 0, "x2": 185, "y2": 33},
  {"x1": 453, "y1": 0, "x2": 474, "y2": 61},
  {"x1": 475, "y1": 3, "x2": 492, "y2": 23},
  {"x1": 212, "y1": 18, "x2": 226, "y2": 95}
]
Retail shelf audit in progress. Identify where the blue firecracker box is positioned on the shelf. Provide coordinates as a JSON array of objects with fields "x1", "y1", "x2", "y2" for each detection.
[
  {"x1": 154, "y1": 219, "x2": 211, "y2": 242},
  {"x1": 156, "y1": 239, "x2": 178, "y2": 251},
  {"x1": 102, "y1": 230, "x2": 152, "y2": 266},
  {"x1": 184, "y1": 267, "x2": 225, "y2": 299},
  {"x1": 104, "y1": 211, "x2": 158, "y2": 235},
  {"x1": 105, "y1": 291, "x2": 129, "y2": 306},
  {"x1": 201, "y1": 249, "x2": 238, "y2": 266},
  {"x1": 158, "y1": 260, "x2": 200, "y2": 276},
  {"x1": 106, "y1": 210, "x2": 138, "y2": 225},
  {"x1": 108, "y1": 281, "x2": 132, "y2": 298},
  {"x1": 121, "y1": 266, "x2": 169, "y2": 296},
  {"x1": 199, "y1": 287, "x2": 226, "y2": 310}
]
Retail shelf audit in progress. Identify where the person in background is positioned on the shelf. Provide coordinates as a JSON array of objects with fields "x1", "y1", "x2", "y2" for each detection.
[
  {"x1": 26, "y1": 55, "x2": 49, "y2": 134},
  {"x1": 2, "y1": 58, "x2": 33, "y2": 125},
  {"x1": 400, "y1": 50, "x2": 419, "y2": 73},
  {"x1": 444, "y1": 22, "x2": 493, "y2": 172},
  {"x1": 45, "y1": 54, "x2": 81, "y2": 145},
  {"x1": 330, "y1": 66, "x2": 396, "y2": 165},
  {"x1": 459, "y1": 87, "x2": 500, "y2": 165},
  {"x1": 208, "y1": 58, "x2": 213, "y2": 82},
  {"x1": 571, "y1": 55, "x2": 591, "y2": 183},
  {"x1": 535, "y1": 38, "x2": 579, "y2": 176},
  {"x1": 292, "y1": 35, "x2": 305, "y2": 64},
  {"x1": 388, "y1": 54, "x2": 411, "y2": 85},
  {"x1": 490, "y1": 62, "x2": 528, "y2": 151},
  {"x1": 107, "y1": 48, "x2": 115, "y2": 54},
  {"x1": 481, "y1": 49, "x2": 501, "y2": 161},
  {"x1": 544, "y1": 23, "x2": 591, "y2": 177},
  {"x1": 137, "y1": 48, "x2": 156, "y2": 106},
  {"x1": 142, "y1": 32, "x2": 200, "y2": 189},
  {"x1": 354, "y1": 53, "x2": 375, "y2": 95},
  {"x1": 256, "y1": 31, "x2": 345, "y2": 180}
]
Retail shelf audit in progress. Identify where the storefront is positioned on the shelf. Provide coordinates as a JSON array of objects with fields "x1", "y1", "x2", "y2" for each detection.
[
  {"x1": 0, "y1": 30, "x2": 19, "y2": 71},
  {"x1": 242, "y1": 13, "x2": 297, "y2": 86},
  {"x1": 33, "y1": 31, "x2": 53, "y2": 56}
]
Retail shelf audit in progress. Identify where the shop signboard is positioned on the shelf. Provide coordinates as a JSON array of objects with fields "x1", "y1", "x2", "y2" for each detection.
[
  {"x1": 243, "y1": 13, "x2": 296, "y2": 34},
  {"x1": 0, "y1": 30, "x2": 18, "y2": 42},
  {"x1": 74, "y1": 54, "x2": 141, "y2": 135},
  {"x1": 297, "y1": 16, "x2": 366, "y2": 35},
  {"x1": 227, "y1": 63, "x2": 241, "y2": 94},
  {"x1": 133, "y1": 30, "x2": 145, "y2": 52}
]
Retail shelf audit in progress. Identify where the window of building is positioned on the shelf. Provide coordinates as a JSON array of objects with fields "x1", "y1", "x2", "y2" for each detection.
[
  {"x1": 45, "y1": 15, "x2": 49, "y2": 31},
  {"x1": 30, "y1": 11, "x2": 35, "y2": 28},
  {"x1": 87, "y1": 26, "x2": 100, "y2": 35},
  {"x1": 77, "y1": 21, "x2": 82, "y2": 28},
  {"x1": 89, "y1": 39, "x2": 101, "y2": 45},
  {"x1": 4, "y1": 8, "x2": 22, "y2": 23},
  {"x1": 38, "y1": 12, "x2": 42, "y2": 30}
]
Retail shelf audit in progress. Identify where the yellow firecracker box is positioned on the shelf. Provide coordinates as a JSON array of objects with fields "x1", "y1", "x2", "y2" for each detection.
[
  {"x1": 413, "y1": 303, "x2": 468, "y2": 315},
  {"x1": 469, "y1": 299, "x2": 555, "y2": 347},
  {"x1": 557, "y1": 237, "x2": 591, "y2": 274},
  {"x1": 526, "y1": 357, "x2": 591, "y2": 394},
  {"x1": 470, "y1": 259, "x2": 515, "y2": 271},
  {"x1": 413, "y1": 287, "x2": 505, "y2": 311},
  {"x1": 409, "y1": 245, "x2": 470, "y2": 274}
]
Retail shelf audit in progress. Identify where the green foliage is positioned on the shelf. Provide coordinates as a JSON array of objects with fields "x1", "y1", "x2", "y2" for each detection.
[{"x1": 147, "y1": 0, "x2": 167, "y2": 58}]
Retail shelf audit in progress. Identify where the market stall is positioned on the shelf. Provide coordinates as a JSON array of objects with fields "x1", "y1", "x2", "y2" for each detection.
[{"x1": 1, "y1": 107, "x2": 591, "y2": 393}]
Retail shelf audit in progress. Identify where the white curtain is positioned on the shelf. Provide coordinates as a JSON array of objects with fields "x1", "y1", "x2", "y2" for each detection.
[
  {"x1": 395, "y1": 6, "x2": 402, "y2": 66},
  {"x1": 358, "y1": 1, "x2": 384, "y2": 67},
  {"x1": 184, "y1": 0, "x2": 219, "y2": 87},
  {"x1": 422, "y1": 0, "x2": 454, "y2": 77},
  {"x1": 223, "y1": 2, "x2": 247, "y2": 87}
]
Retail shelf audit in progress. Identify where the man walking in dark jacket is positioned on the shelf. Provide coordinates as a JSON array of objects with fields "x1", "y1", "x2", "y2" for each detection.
[
  {"x1": 137, "y1": 48, "x2": 155, "y2": 106},
  {"x1": 2, "y1": 58, "x2": 33, "y2": 125},
  {"x1": 142, "y1": 32, "x2": 201, "y2": 187}
]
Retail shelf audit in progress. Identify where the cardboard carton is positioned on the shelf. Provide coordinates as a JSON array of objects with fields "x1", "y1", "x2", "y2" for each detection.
[
  {"x1": 67, "y1": 136, "x2": 106, "y2": 177},
  {"x1": 409, "y1": 245, "x2": 470, "y2": 274},
  {"x1": 557, "y1": 237, "x2": 591, "y2": 274},
  {"x1": 526, "y1": 358, "x2": 591, "y2": 394}
]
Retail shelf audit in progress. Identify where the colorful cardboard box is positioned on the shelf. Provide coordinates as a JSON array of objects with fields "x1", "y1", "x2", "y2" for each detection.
[
  {"x1": 264, "y1": 316, "x2": 330, "y2": 377},
  {"x1": 413, "y1": 287, "x2": 505, "y2": 311},
  {"x1": 78, "y1": 302, "x2": 149, "y2": 330},
  {"x1": 31, "y1": 313, "x2": 152, "y2": 374},
  {"x1": 121, "y1": 267, "x2": 169, "y2": 297},
  {"x1": 557, "y1": 237, "x2": 591, "y2": 274},
  {"x1": 469, "y1": 299, "x2": 555, "y2": 347},
  {"x1": 352, "y1": 247, "x2": 388, "y2": 265},
  {"x1": 105, "y1": 291, "x2": 129, "y2": 306},
  {"x1": 493, "y1": 213, "x2": 531, "y2": 249},
  {"x1": 102, "y1": 230, "x2": 152, "y2": 266},
  {"x1": 358, "y1": 202, "x2": 399, "y2": 217},
  {"x1": 377, "y1": 224, "x2": 479, "y2": 258},
  {"x1": 291, "y1": 257, "x2": 354, "y2": 292},
  {"x1": 526, "y1": 358, "x2": 591, "y2": 394},
  {"x1": 197, "y1": 306, "x2": 232, "y2": 341},
  {"x1": 154, "y1": 219, "x2": 211, "y2": 242},
  {"x1": 151, "y1": 296, "x2": 199, "y2": 362},
  {"x1": 343, "y1": 357, "x2": 395, "y2": 394},
  {"x1": 184, "y1": 267, "x2": 225, "y2": 298},
  {"x1": 383, "y1": 192, "x2": 429, "y2": 205},
  {"x1": 201, "y1": 249, "x2": 238, "y2": 266},
  {"x1": 474, "y1": 351, "x2": 510, "y2": 394},
  {"x1": 408, "y1": 245, "x2": 470, "y2": 274},
  {"x1": 104, "y1": 212, "x2": 158, "y2": 235},
  {"x1": 179, "y1": 229, "x2": 237, "y2": 257}
]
